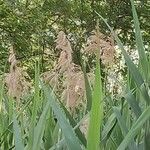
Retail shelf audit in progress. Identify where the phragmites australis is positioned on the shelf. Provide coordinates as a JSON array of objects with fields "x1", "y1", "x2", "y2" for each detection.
[
  {"x1": 61, "y1": 64, "x2": 85, "y2": 109},
  {"x1": 43, "y1": 28, "x2": 115, "y2": 112},
  {"x1": 5, "y1": 46, "x2": 30, "y2": 101},
  {"x1": 85, "y1": 27, "x2": 115, "y2": 66},
  {"x1": 42, "y1": 31, "x2": 86, "y2": 110}
]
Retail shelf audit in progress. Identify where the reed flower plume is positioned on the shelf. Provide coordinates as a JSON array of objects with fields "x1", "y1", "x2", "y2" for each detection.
[
  {"x1": 85, "y1": 27, "x2": 115, "y2": 66},
  {"x1": 43, "y1": 31, "x2": 86, "y2": 111},
  {"x1": 5, "y1": 46, "x2": 31, "y2": 101},
  {"x1": 61, "y1": 64, "x2": 85, "y2": 109}
]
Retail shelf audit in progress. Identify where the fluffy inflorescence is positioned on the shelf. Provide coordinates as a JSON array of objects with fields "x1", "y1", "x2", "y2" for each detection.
[
  {"x1": 43, "y1": 29, "x2": 115, "y2": 111},
  {"x1": 43, "y1": 31, "x2": 86, "y2": 110},
  {"x1": 84, "y1": 28, "x2": 115, "y2": 66},
  {"x1": 5, "y1": 46, "x2": 31, "y2": 101}
]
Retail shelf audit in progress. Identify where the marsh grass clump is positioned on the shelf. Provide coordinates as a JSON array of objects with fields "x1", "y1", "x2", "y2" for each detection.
[{"x1": 1, "y1": 1, "x2": 150, "y2": 150}]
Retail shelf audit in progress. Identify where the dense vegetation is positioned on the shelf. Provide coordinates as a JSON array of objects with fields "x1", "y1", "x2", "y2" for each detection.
[{"x1": 0, "y1": 0, "x2": 150, "y2": 150}]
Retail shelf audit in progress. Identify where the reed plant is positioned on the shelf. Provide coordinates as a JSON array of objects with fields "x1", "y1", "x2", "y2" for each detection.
[{"x1": 0, "y1": 0, "x2": 150, "y2": 150}]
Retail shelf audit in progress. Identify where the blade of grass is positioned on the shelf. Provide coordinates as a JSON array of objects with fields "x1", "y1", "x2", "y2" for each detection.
[
  {"x1": 124, "y1": 90, "x2": 142, "y2": 118},
  {"x1": 28, "y1": 61, "x2": 40, "y2": 149},
  {"x1": 102, "y1": 113, "x2": 116, "y2": 141},
  {"x1": 0, "y1": 61, "x2": 7, "y2": 114},
  {"x1": 0, "y1": 95, "x2": 32, "y2": 144},
  {"x1": 87, "y1": 50, "x2": 103, "y2": 150},
  {"x1": 13, "y1": 115, "x2": 24, "y2": 150},
  {"x1": 95, "y1": 12, "x2": 150, "y2": 105},
  {"x1": 113, "y1": 107, "x2": 137, "y2": 150},
  {"x1": 49, "y1": 113, "x2": 89, "y2": 150},
  {"x1": 81, "y1": 60, "x2": 92, "y2": 112},
  {"x1": 44, "y1": 111, "x2": 56, "y2": 149},
  {"x1": 95, "y1": 12, "x2": 144, "y2": 87},
  {"x1": 44, "y1": 87, "x2": 86, "y2": 147},
  {"x1": 0, "y1": 77, "x2": 4, "y2": 114},
  {"x1": 32, "y1": 99, "x2": 50, "y2": 150},
  {"x1": 41, "y1": 83, "x2": 82, "y2": 150},
  {"x1": 0, "y1": 77, "x2": 5, "y2": 136},
  {"x1": 59, "y1": 99, "x2": 87, "y2": 147},
  {"x1": 117, "y1": 105, "x2": 150, "y2": 150},
  {"x1": 130, "y1": 0, "x2": 148, "y2": 79}
]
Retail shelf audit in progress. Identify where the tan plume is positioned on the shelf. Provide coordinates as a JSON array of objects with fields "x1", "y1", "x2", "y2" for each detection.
[
  {"x1": 85, "y1": 27, "x2": 115, "y2": 66},
  {"x1": 5, "y1": 46, "x2": 31, "y2": 101}
]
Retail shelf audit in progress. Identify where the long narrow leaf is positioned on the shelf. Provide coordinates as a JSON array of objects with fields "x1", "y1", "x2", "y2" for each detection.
[
  {"x1": 130, "y1": 0, "x2": 148, "y2": 77},
  {"x1": 102, "y1": 113, "x2": 116, "y2": 141},
  {"x1": 32, "y1": 101, "x2": 50, "y2": 150},
  {"x1": 124, "y1": 91, "x2": 142, "y2": 118},
  {"x1": 95, "y1": 12, "x2": 150, "y2": 104},
  {"x1": 87, "y1": 50, "x2": 103, "y2": 150},
  {"x1": 13, "y1": 115, "x2": 24, "y2": 150},
  {"x1": 81, "y1": 60, "x2": 92, "y2": 112},
  {"x1": 41, "y1": 83, "x2": 82, "y2": 150},
  {"x1": 117, "y1": 105, "x2": 150, "y2": 150},
  {"x1": 59, "y1": 100, "x2": 87, "y2": 147},
  {"x1": 113, "y1": 107, "x2": 137, "y2": 150},
  {"x1": 28, "y1": 61, "x2": 40, "y2": 149}
]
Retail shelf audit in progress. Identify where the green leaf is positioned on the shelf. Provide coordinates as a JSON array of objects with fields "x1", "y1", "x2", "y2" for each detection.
[
  {"x1": 13, "y1": 115, "x2": 24, "y2": 150},
  {"x1": 81, "y1": 60, "x2": 92, "y2": 112},
  {"x1": 87, "y1": 50, "x2": 103, "y2": 150},
  {"x1": 95, "y1": 11, "x2": 150, "y2": 104},
  {"x1": 102, "y1": 113, "x2": 116, "y2": 141},
  {"x1": 0, "y1": 76, "x2": 5, "y2": 136},
  {"x1": 117, "y1": 105, "x2": 150, "y2": 150},
  {"x1": 124, "y1": 91, "x2": 142, "y2": 118},
  {"x1": 32, "y1": 100, "x2": 50, "y2": 150},
  {"x1": 130, "y1": 0, "x2": 148, "y2": 79},
  {"x1": 41, "y1": 83, "x2": 82, "y2": 150},
  {"x1": 113, "y1": 107, "x2": 137, "y2": 150},
  {"x1": 96, "y1": 12, "x2": 143, "y2": 87},
  {"x1": 59, "y1": 100, "x2": 87, "y2": 147},
  {"x1": 0, "y1": 97, "x2": 32, "y2": 146},
  {"x1": 28, "y1": 61, "x2": 40, "y2": 148}
]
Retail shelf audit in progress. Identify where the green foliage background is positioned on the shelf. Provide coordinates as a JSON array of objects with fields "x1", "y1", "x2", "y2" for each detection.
[{"x1": 1, "y1": 0, "x2": 150, "y2": 75}]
